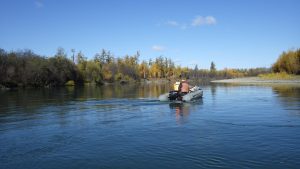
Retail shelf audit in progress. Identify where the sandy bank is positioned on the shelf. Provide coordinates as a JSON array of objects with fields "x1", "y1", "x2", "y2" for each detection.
[{"x1": 211, "y1": 77, "x2": 300, "y2": 85}]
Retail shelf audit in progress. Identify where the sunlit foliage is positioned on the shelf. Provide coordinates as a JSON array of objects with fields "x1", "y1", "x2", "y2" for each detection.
[
  {"x1": 272, "y1": 49, "x2": 300, "y2": 74},
  {"x1": 0, "y1": 47, "x2": 275, "y2": 88}
]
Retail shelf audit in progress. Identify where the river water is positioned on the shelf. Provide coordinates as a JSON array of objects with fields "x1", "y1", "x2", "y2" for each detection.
[{"x1": 0, "y1": 84, "x2": 300, "y2": 169}]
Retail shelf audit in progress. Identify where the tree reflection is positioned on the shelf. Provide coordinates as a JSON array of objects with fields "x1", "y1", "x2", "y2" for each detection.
[
  {"x1": 0, "y1": 83, "x2": 171, "y2": 118},
  {"x1": 272, "y1": 85, "x2": 300, "y2": 113},
  {"x1": 169, "y1": 100, "x2": 203, "y2": 124}
]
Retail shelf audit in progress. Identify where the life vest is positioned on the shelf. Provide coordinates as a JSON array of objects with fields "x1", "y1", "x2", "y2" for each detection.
[
  {"x1": 173, "y1": 81, "x2": 180, "y2": 91},
  {"x1": 180, "y1": 81, "x2": 189, "y2": 93}
]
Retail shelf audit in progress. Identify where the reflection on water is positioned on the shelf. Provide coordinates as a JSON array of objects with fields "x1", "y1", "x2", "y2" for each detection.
[
  {"x1": 272, "y1": 85, "x2": 300, "y2": 100},
  {"x1": 0, "y1": 83, "x2": 170, "y2": 116},
  {"x1": 208, "y1": 84, "x2": 300, "y2": 114},
  {"x1": 1, "y1": 83, "x2": 300, "y2": 169},
  {"x1": 272, "y1": 85, "x2": 300, "y2": 116},
  {"x1": 210, "y1": 84, "x2": 217, "y2": 97},
  {"x1": 169, "y1": 100, "x2": 203, "y2": 124}
]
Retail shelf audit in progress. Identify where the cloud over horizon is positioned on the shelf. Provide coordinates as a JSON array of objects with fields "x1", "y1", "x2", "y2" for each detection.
[
  {"x1": 165, "y1": 15, "x2": 217, "y2": 29},
  {"x1": 192, "y1": 16, "x2": 217, "y2": 26},
  {"x1": 152, "y1": 45, "x2": 165, "y2": 51},
  {"x1": 166, "y1": 21, "x2": 179, "y2": 27}
]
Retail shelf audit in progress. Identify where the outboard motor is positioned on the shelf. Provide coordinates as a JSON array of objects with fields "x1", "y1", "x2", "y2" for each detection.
[{"x1": 168, "y1": 91, "x2": 179, "y2": 101}]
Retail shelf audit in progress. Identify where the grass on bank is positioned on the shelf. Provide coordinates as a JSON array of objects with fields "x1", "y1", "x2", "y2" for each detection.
[{"x1": 258, "y1": 72, "x2": 300, "y2": 80}]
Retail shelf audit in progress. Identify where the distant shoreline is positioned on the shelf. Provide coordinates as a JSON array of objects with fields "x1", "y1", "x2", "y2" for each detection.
[{"x1": 211, "y1": 77, "x2": 300, "y2": 85}]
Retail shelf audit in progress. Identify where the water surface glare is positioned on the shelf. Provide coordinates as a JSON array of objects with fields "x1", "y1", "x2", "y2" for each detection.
[{"x1": 0, "y1": 84, "x2": 300, "y2": 169}]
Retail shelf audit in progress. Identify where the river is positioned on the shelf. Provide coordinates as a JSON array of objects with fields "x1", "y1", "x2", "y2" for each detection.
[{"x1": 0, "y1": 84, "x2": 300, "y2": 169}]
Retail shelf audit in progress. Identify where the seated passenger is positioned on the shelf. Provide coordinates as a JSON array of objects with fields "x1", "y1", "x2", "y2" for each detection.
[{"x1": 173, "y1": 81, "x2": 181, "y2": 91}]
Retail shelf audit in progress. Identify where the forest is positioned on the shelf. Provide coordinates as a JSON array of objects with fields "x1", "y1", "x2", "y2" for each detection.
[
  {"x1": 272, "y1": 49, "x2": 300, "y2": 74},
  {"x1": 3, "y1": 47, "x2": 296, "y2": 88}
]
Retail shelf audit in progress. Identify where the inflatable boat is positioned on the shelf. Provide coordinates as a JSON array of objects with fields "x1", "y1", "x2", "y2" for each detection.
[{"x1": 159, "y1": 86, "x2": 203, "y2": 102}]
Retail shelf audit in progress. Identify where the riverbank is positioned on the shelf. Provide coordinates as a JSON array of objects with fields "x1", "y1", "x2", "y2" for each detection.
[{"x1": 211, "y1": 77, "x2": 300, "y2": 85}]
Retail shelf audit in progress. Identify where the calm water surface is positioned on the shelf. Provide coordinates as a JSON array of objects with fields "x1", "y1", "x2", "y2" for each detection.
[{"x1": 0, "y1": 84, "x2": 300, "y2": 169}]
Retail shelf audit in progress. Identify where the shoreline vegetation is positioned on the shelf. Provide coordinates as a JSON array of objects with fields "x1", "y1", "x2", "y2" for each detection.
[
  {"x1": 211, "y1": 72, "x2": 300, "y2": 85},
  {"x1": 0, "y1": 48, "x2": 299, "y2": 89}
]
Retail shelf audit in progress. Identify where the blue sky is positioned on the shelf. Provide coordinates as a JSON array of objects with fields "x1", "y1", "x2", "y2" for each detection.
[{"x1": 0, "y1": 0, "x2": 299, "y2": 69}]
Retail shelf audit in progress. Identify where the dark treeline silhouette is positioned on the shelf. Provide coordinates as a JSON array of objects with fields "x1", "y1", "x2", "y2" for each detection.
[
  {"x1": 0, "y1": 48, "x2": 82, "y2": 88},
  {"x1": 272, "y1": 49, "x2": 300, "y2": 75},
  {"x1": 0, "y1": 48, "x2": 271, "y2": 88}
]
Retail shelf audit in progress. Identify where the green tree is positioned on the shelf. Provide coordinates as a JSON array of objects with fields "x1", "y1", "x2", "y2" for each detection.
[
  {"x1": 71, "y1": 49, "x2": 75, "y2": 63},
  {"x1": 210, "y1": 61, "x2": 216, "y2": 72},
  {"x1": 55, "y1": 47, "x2": 67, "y2": 58}
]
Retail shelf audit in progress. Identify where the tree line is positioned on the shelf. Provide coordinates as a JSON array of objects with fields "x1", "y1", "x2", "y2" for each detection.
[
  {"x1": 0, "y1": 48, "x2": 81, "y2": 88},
  {"x1": 272, "y1": 48, "x2": 300, "y2": 75},
  {"x1": 0, "y1": 48, "x2": 272, "y2": 88}
]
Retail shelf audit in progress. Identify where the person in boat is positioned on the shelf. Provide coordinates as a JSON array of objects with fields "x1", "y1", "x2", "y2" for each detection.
[
  {"x1": 171, "y1": 75, "x2": 185, "y2": 100},
  {"x1": 173, "y1": 74, "x2": 182, "y2": 92},
  {"x1": 178, "y1": 79, "x2": 190, "y2": 96},
  {"x1": 171, "y1": 75, "x2": 192, "y2": 99},
  {"x1": 173, "y1": 81, "x2": 181, "y2": 91},
  {"x1": 170, "y1": 80, "x2": 181, "y2": 100},
  {"x1": 173, "y1": 75, "x2": 192, "y2": 93}
]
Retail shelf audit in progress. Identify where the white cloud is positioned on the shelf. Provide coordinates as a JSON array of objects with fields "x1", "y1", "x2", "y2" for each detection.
[
  {"x1": 152, "y1": 45, "x2": 165, "y2": 51},
  {"x1": 166, "y1": 21, "x2": 188, "y2": 30},
  {"x1": 191, "y1": 16, "x2": 217, "y2": 26},
  {"x1": 35, "y1": 0, "x2": 44, "y2": 8},
  {"x1": 205, "y1": 16, "x2": 217, "y2": 25},
  {"x1": 163, "y1": 16, "x2": 217, "y2": 30},
  {"x1": 166, "y1": 21, "x2": 179, "y2": 27}
]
